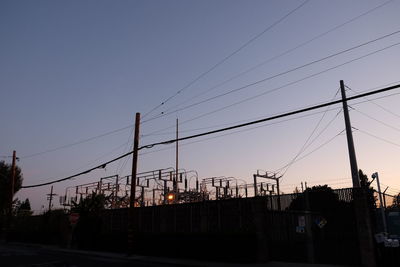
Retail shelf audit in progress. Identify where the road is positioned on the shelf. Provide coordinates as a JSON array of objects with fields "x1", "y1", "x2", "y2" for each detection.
[
  {"x1": 0, "y1": 242, "x2": 177, "y2": 267},
  {"x1": 0, "y1": 242, "x2": 352, "y2": 267}
]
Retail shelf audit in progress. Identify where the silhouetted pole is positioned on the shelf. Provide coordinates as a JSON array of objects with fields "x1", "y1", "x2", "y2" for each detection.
[
  {"x1": 175, "y1": 118, "x2": 179, "y2": 202},
  {"x1": 275, "y1": 174, "x2": 281, "y2": 211},
  {"x1": 374, "y1": 172, "x2": 387, "y2": 233},
  {"x1": 48, "y1": 186, "x2": 54, "y2": 211},
  {"x1": 6, "y1": 150, "x2": 17, "y2": 240},
  {"x1": 128, "y1": 112, "x2": 140, "y2": 253},
  {"x1": 340, "y1": 80, "x2": 360, "y2": 188},
  {"x1": 9, "y1": 150, "x2": 16, "y2": 216},
  {"x1": 341, "y1": 80, "x2": 375, "y2": 267},
  {"x1": 253, "y1": 174, "x2": 257, "y2": 197}
]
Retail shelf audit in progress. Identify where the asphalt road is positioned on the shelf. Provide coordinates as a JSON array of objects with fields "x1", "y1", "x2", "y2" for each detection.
[
  {"x1": 0, "y1": 242, "x2": 352, "y2": 267},
  {"x1": 0, "y1": 243, "x2": 178, "y2": 267}
]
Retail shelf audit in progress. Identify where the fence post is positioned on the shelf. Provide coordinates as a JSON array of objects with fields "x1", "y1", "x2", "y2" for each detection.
[
  {"x1": 252, "y1": 198, "x2": 269, "y2": 262},
  {"x1": 304, "y1": 190, "x2": 315, "y2": 263}
]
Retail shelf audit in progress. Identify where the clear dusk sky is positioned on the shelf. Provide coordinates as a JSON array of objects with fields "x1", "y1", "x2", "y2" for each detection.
[{"x1": 1, "y1": 0, "x2": 400, "y2": 212}]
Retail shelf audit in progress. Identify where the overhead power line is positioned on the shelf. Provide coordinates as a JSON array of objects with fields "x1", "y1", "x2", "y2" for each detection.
[
  {"x1": 141, "y1": 0, "x2": 310, "y2": 119},
  {"x1": 16, "y1": 1, "x2": 394, "y2": 162},
  {"x1": 21, "y1": 82, "x2": 400, "y2": 189},
  {"x1": 277, "y1": 88, "x2": 341, "y2": 176},
  {"x1": 158, "y1": 0, "x2": 395, "y2": 117},
  {"x1": 356, "y1": 128, "x2": 400, "y2": 148},
  {"x1": 346, "y1": 84, "x2": 400, "y2": 119},
  {"x1": 143, "y1": 29, "x2": 400, "y2": 123},
  {"x1": 20, "y1": 124, "x2": 133, "y2": 159},
  {"x1": 144, "y1": 40, "x2": 400, "y2": 137}
]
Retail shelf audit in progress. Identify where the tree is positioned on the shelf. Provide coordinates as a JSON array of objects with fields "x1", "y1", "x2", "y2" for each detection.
[
  {"x1": 387, "y1": 193, "x2": 400, "y2": 211},
  {"x1": 0, "y1": 160, "x2": 23, "y2": 216},
  {"x1": 359, "y1": 169, "x2": 377, "y2": 210},
  {"x1": 14, "y1": 198, "x2": 33, "y2": 216},
  {"x1": 71, "y1": 192, "x2": 106, "y2": 214},
  {"x1": 288, "y1": 185, "x2": 342, "y2": 213}
]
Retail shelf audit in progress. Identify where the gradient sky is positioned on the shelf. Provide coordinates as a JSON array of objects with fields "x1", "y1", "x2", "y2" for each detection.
[{"x1": 1, "y1": 0, "x2": 400, "y2": 212}]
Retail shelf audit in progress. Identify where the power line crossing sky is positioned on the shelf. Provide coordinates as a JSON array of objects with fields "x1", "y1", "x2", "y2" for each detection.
[{"x1": 1, "y1": 0, "x2": 400, "y2": 212}]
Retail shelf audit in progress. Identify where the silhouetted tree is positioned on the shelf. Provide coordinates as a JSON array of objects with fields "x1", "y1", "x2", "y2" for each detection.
[
  {"x1": 0, "y1": 160, "x2": 23, "y2": 216},
  {"x1": 14, "y1": 198, "x2": 33, "y2": 216},
  {"x1": 71, "y1": 192, "x2": 106, "y2": 214},
  {"x1": 359, "y1": 169, "x2": 377, "y2": 211},
  {"x1": 71, "y1": 193, "x2": 106, "y2": 249},
  {"x1": 288, "y1": 185, "x2": 342, "y2": 214},
  {"x1": 387, "y1": 193, "x2": 400, "y2": 211}
]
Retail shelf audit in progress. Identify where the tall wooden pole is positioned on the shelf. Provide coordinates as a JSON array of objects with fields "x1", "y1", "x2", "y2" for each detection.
[
  {"x1": 128, "y1": 112, "x2": 140, "y2": 253},
  {"x1": 9, "y1": 150, "x2": 16, "y2": 215},
  {"x1": 341, "y1": 81, "x2": 375, "y2": 266},
  {"x1": 340, "y1": 80, "x2": 360, "y2": 188},
  {"x1": 175, "y1": 118, "x2": 179, "y2": 202},
  {"x1": 48, "y1": 186, "x2": 54, "y2": 211}
]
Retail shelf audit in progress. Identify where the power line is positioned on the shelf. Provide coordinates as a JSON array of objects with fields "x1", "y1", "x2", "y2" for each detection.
[
  {"x1": 21, "y1": 82, "x2": 400, "y2": 188},
  {"x1": 352, "y1": 107, "x2": 400, "y2": 133},
  {"x1": 346, "y1": 84, "x2": 400, "y2": 119},
  {"x1": 143, "y1": 85, "x2": 400, "y2": 139},
  {"x1": 144, "y1": 40, "x2": 400, "y2": 137},
  {"x1": 20, "y1": 124, "x2": 133, "y2": 159},
  {"x1": 143, "y1": 29, "x2": 400, "y2": 123},
  {"x1": 32, "y1": 141, "x2": 129, "y2": 185},
  {"x1": 277, "y1": 88, "x2": 341, "y2": 176},
  {"x1": 141, "y1": 0, "x2": 310, "y2": 119},
  {"x1": 139, "y1": 108, "x2": 344, "y2": 158},
  {"x1": 14, "y1": 1, "x2": 395, "y2": 162},
  {"x1": 277, "y1": 109, "x2": 342, "y2": 175},
  {"x1": 356, "y1": 128, "x2": 400, "y2": 148},
  {"x1": 158, "y1": 0, "x2": 394, "y2": 117}
]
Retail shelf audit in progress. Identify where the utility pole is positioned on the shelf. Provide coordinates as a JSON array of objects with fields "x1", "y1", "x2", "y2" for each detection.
[
  {"x1": 340, "y1": 80, "x2": 360, "y2": 188},
  {"x1": 47, "y1": 185, "x2": 57, "y2": 211},
  {"x1": 128, "y1": 112, "x2": 140, "y2": 254},
  {"x1": 373, "y1": 172, "x2": 387, "y2": 233},
  {"x1": 175, "y1": 118, "x2": 179, "y2": 203},
  {"x1": 9, "y1": 150, "x2": 16, "y2": 216},
  {"x1": 341, "y1": 80, "x2": 375, "y2": 267}
]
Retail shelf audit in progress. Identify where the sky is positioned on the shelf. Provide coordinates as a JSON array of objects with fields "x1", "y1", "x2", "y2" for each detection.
[{"x1": 1, "y1": 0, "x2": 400, "y2": 213}]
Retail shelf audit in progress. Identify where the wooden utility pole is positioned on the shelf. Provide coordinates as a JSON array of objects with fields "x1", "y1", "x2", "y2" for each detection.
[
  {"x1": 340, "y1": 80, "x2": 360, "y2": 188},
  {"x1": 175, "y1": 118, "x2": 179, "y2": 202},
  {"x1": 128, "y1": 112, "x2": 140, "y2": 253},
  {"x1": 341, "y1": 80, "x2": 375, "y2": 267},
  {"x1": 9, "y1": 150, "x2": 16, "y2": 216},
  {"x1": 47, "y1": 185, "x2": 57, "y2": 211}
]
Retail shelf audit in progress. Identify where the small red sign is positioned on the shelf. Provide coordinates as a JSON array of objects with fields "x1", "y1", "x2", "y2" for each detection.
[{"x1": 69, "y1": 213, "x2": 80, "y2": 225}]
